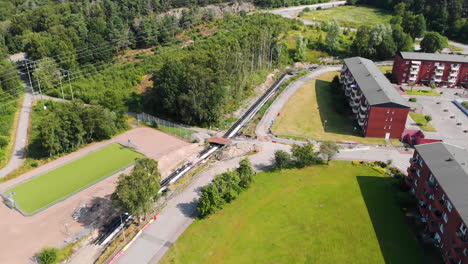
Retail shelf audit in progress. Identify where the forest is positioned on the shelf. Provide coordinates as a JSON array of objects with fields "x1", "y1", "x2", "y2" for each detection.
[{"x1": 354, "y1": 0, "x2": 468, "y2": 44}]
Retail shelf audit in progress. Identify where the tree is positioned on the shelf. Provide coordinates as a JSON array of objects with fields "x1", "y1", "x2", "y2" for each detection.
[
  {"x1": 274, "y1": 150, "x2": 291, "y2": 169},
  {"x1": 37, "y1": 247, "x2": 58, "y2": 264},
  {"x1": 237, "y1": 158, "x2": 255, "y2": 189},
  {"x1": 32, "y1": 57, "x2": 61, "y2": 91},
  {"x1": 293, "y1": 34, "x2": 308, "y2": 62},
  {"x1": 213, "y1": 171, "x2": 242, "y2": 203},
  {"x1": 292, "y1": 143, "x2": 319, "y2": 167},
  {"x1": 111, "y1": 158, "x2": 161, "y2": 221},
  {"x1": 420, "y1": 31, "x2": 448, "y2": 53},
  {"x1": 197, "y1": 183, "x2": 225, "y2": 218},
  {"x1": 319, "y1": 141, "x2": 340, "y2": 164},
  {"x1": 391, "y1": 24, "x2": 413, "y2": 52},
  {"x1": 325, "y1": 20, "x2": 340, "y2": 54}
]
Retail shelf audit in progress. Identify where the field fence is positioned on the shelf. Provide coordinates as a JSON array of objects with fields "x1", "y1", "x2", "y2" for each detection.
[{"x1": 136, "y1": 112, "x2": 195, "y2": 140}]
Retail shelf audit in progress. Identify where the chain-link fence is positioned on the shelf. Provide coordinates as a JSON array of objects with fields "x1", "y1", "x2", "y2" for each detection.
[{"x1": 136, "y1": 112, "x2": 196, "y2": 140}]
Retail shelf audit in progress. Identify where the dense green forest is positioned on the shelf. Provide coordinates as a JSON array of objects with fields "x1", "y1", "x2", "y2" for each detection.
[
  {"x1": 30, "y1": 101, "x2": 126, "y2": 157},
  {"x1": 354, "y1": 0, "x2": 468, "y2": 43},
  {"x1": 0, "y1": 60, "x2": 22, "y2": 167}
]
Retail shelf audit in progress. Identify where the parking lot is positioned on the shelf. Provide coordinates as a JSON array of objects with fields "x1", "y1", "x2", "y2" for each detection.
[{"x1": 403, "y1": 87, "x2": 468, "y2": 149}]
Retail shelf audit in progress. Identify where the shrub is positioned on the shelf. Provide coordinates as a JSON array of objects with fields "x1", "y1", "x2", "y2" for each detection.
[
  {"x1": 274, "y1": 150, "x2": 292, "y2": 169},
  {"x1": 37, "y1": 247, "x2": 58, "y2": 264},
  {"x1": 316, "y1": 6, "x2": 322, "y2": 10},
  {"x1": 303, "y1": 7, "x2": 311, "y2": 12},
  {"x1": 0, "y1": 136, "x2": 8, "y2": 148},
  {"x1": 351, "y1": 160, "x2": 361, "y2": 166},
  {"x1": 371, "y1": 166, "x2": 388, "y2": 175},
  {"x1": 424, "y1": 115, "x2": 432, "y2": 122},
  {"x1": 409, "y1": 97, "x2": 417, "y2": 102}
]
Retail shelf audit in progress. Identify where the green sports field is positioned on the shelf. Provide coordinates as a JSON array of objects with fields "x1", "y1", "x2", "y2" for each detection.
[
  {"x1": 161, "y1": 162, "x2": 427, "y2": 264},
  {"x1": 6, "y1": 144, "x2": 143, "y2": 215}
]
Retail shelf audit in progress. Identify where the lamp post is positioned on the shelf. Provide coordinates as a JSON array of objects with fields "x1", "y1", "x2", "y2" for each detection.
[{"x1": 120, "y1": 212, "x2": 129, "y2": 242}]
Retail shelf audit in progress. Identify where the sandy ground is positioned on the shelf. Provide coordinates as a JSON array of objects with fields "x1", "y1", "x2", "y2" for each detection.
[{"x1": 0, "y1": 127, "x2": 201, "y2": 264}]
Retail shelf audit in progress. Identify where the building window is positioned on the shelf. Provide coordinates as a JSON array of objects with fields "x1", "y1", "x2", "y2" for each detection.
[
  {"x1": 390, "y1": 118, "x2": 393, "y2": 122},
  {"x1": 434, "y1": 232, "x2": 441, "y2": 243},
  {"x1": 460, "y1": 223, "x2": 467, "y2": 235},
  {"x1": 429, "y1": 174, "x2": 434, "y2": 182},
  {"x1": 406, "y1": 61, "x2": 409, "y2": 64},
  {"x1": 384, "y1": 125, "x2": 387, "y2": 129},
  {"x1": 387, "y1": 109, "x2": 390, "y2": 114},
  {"x1": 463, "y1": 248, "x2": 467, "y2": 256},
  {"x1": 392, "y1": 110, "x2": 395, "y2": 114},
  {"x1": 416, "y1": 169, "x2": 421, "y2": 177},
  {"x1": 403, "y1": 73, "x2": 406, "y2": 77},
  {"x1": 388, "y1": 125, "x2": 391, "y2": 129},
  {"x1": 402, "y1": 79, "x2": 406, "y2": 82},
  {"x1": 446, "y1": 201, "x2": 452, "y2": 212},
  {"x1": 440, "y1": 223, "x2": 444, "y2": 233},
  {"x1": 443, "y1": 213, "x2": 448, "y2": 223},
  {"x1": 385, "y1": 118, "x2": 388, "y2": 121}
]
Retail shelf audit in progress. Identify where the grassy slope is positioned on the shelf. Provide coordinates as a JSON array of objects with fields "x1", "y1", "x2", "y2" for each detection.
[
  {"x1": 7, "y1": 143, "x2": 143, "y2": 214},
  {"x1": 272, "y1": 72, "x2": 385, "y2": 144},
  {"x1": 160, "y1": 162, "x2": 425, "y2": 264},
  {"x1": 409, "y1": 112, "x2": 437, "y2": 132},
  {"x1": 301, "y1": 5, "x2": 393, "y2": 28},
  {"x1": 0, "y1": 96, "x2": 22, "y2": 169}
]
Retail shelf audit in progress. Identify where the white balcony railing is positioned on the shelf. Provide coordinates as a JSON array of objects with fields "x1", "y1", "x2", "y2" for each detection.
[
  {"x1": 352, "y1": 106, "x2": 359, "y2": 114},
  {"x1": 349, "y1": 100, "x2": 358, "y2": 107},
  {"x1": 358, "y1": 118, "x2": 365, "y2": 127},
  {"x1": 360, "y1": 104, "x2": 369, "y2": 112},
  {"x1": 433, "y1": 78, "x2": 442, "y2": 82},
  {"x1": 359, "y1": 111, "x2": 366, "y2": 119},
  {"x1": 436, "y1": 64, "x2": 445, "y2": 70},
  {"x1": 409, "y1": 76, "x2": 417, "y2": 81},
  {"x1": 435, "y1": 70, "x2": 443, "y2": 76},
  {"x1": 449, "y1": 71, "x2": 458, "y2": 77},
  {"x1": 410, "y1": 69, "x2": 419, "y2": 75},
  {"x1": 411, "y1": 60, "x2": 421, "y2": 65},
  {"x1": 451, "y1": 64, "x2": 460, "y2": 71}
]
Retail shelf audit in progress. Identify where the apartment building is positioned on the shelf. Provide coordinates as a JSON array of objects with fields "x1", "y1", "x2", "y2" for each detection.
[
  {"x1": 341, "y1": 57, "x2": 410, "y2": 139},
  {"x1": 393, "y1": 52, "x2": 468, "y2": 88},
  {"x1": 406, "y1": 142, "x2": 468, "y2": 264}
]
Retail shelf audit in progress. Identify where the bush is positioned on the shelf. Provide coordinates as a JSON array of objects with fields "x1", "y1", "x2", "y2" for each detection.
[
  {"x1": 0, "y1": 136, "x2": 8, "y2": 148},
  {"x1": 409, "y1": 97, "x2": 417, "y2": 102},
  {"x1": 274, "y1": 150, "x2": 292, "y2": 169},
  {"x1": 37, "y1": 247, "x2": 58, "y2": 264},
  {"x1": 371, "y1": 166, "x2": 388, "y2": 175},
  {"x1": 351, "y1": 160, "x2": 361, "y2": 166},
  {"x1": 303, "y1": 7, "x2": 311, "y2": 12},
  {"x1": 424, "y1": 115, "x2": 432, "y2": 122},
  {"x1": 316, "y1": 6, "x2": 322, "y2": 10}
]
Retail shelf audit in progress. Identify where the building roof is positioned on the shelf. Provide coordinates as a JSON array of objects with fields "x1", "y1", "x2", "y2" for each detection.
[
  {"x1": 415, "y1": 142, "x2": 468, "y2": 224},
  {"x1": 399, "y1": 52, "x2": 468, "y2": 64},
  {"x1": 208, "y1": 137, "x2": 231, "y2": 145},
  {"x1": 344, "y1": 57, "x2": 409, "y2": 108}
]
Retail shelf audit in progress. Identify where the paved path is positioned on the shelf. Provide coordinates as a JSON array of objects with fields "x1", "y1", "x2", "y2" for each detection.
[
  {"x1": 0, "y1": 73, "x2": 33, "y2": 178},
  {"x1": 267, "y1": 1, "x2": 346, "y2": 19}
]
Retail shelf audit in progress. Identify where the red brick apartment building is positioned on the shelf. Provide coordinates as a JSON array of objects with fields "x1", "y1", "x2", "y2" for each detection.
[
  {"x1": 406, "y1": 142, "x2": 468, "y2": 264},
  {"x1": 393, "y1": 52, "x2": 468, "y2": 88},
  {"x1": 341, "y1": 57, "x2": 410, "y2": 139}
]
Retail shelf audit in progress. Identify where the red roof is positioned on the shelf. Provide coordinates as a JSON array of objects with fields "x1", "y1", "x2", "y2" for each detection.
[{"x1": 208, "y1": 137, "x2": 231, "y2": 145}]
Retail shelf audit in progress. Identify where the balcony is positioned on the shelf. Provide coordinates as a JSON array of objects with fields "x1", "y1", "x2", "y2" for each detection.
[
  {"x1": 341, "y1": 65, "x2": 348, "y2": 72},
  {"x1": 411, "y1": 60, "x2": 421, "y2": 65},
  {"x1": 435, "y1": 70, "x2": 443, "y2": 76},
  {"x1": 345, "y1": 90, "x2": 351, "y2": 97},
  {"x1": 346, "y1": 76, "x2": 354, "y2": 84},
  {"x1": 433, "y1": 77, "x2": 442, "y2": 83},
  {"x1": 357, "y1": 118, "x2": 365, "y2": 127},
  {"x1": 427, "y1": 179, "x2": 437, "y2": 189},
  {"x1": 451, "y1": 64, "x2": 461, "y2": 71},
  {"x1": 345, "y1": 84, "x2": 352, "y2": 91},
  {"x1": 349, "y1": 100, "x2": 358, "y2": 107},
  {"x1": 360, "y1": 103, "x2": 368, "y2": 112},
  {"x1": 359, "y1": 110, "x2": 367, "y2": 119},
  {"x1": 449, "y1": 71, "x2": 459, "y2": 77},
  {"x1": 409, "y1": 75, "x2": 417, "y2": 81},
  {"x1": 410, "y1": 69, "x2": 419, "y2": 75},
  {"x1": 454, "y1": 232, "x2": 468, "y2": 248},
  {"x1": 448, "y1": 78, "x2": 457, "y2": 84},
  {"x1": 352, "y1": 105, "x2": 359, "y2": 114},
  {"x1": 435, "y1": 63, "x2": 445, "y2": 70}
]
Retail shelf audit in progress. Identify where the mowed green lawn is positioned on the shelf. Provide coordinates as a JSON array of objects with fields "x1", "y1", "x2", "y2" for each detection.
[
  {"x1": 272, "y1": 72, "x2": 385, "y2": 144},
  {"x1": 7, "y1": 144, "x2": 143, "y2": 215},
  {"x1": 160, "y1": 162, "x2": 425, "y2": 264},
  {"x1": 301, "y1": 5, "x2": 393, "y2": 28}
]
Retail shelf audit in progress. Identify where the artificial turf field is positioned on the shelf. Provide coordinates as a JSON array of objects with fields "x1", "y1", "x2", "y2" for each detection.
[
  {"x1": 6, "y1": 143, "x2": 143, "y2": 215},
  {"x1": 160, "y1": 162, "x2": 426, "y2": 264}
]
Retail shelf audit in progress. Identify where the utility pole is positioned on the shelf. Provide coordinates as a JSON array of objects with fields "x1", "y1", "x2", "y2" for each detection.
[
  {"x1": 59, "y1": 73, "x2": 65, "y2": 99},
  {"x1": 64, "y1": 70, "x2": 74, "y2": 100},
  {"x1": 36, "y1": 77, "x2": 46, "y2": 110},
  {"x1": 24, "y1": 60, "x2": 35, "y2": 95}
]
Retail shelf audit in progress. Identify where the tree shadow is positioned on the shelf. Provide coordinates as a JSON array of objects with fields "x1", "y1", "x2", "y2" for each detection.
[
  {"x1": 176, "y1": 198, "x2": 198, "y2": 218},
  {"x1": 356, "y1": 176, "x2": 432, "y2": 264},
  {"x1": 74, "y1": 196, "x2": 120, "y2": 228},
  {"x1": 315, "y1": 79, "x2": 361, "y2": 137}
]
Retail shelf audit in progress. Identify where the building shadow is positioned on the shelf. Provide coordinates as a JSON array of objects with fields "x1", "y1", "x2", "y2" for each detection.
[
  {"x1": 356, "y1": 176, "x2": 430, "y2": 264},
  {"x1": 315, "y1": 79, "x2": 361, "y2": 137}
]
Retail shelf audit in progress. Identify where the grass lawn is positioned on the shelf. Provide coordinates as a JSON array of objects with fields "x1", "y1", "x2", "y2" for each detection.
[
  {"x1": 378, "y1": 65, "x2": 393, "y2": 74},
  {"x1": 404, "y1": 89, "x2": 441, "y2": 96},
  {"x1": 285, "y1": 29, "x2": 329, "y2": 63},
  {"x1": 409, "y1": 112, "x2": 437, "y2": 132},
  {"x1": 6, "y1": 143, "x2": 143, "y2": 215},
  {"x1": 160, "y1": 162, "x2": 426, "y2": 264},
  {"x1": 301, "y1": 5, "x2": 393, "y2": 28},
  {"x1": 272, "y1": 72, "x2": 386, "y2": 144}
]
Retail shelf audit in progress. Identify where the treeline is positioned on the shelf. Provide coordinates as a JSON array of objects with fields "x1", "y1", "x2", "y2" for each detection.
[
  {"x1": 32, "y1": 101, "x2": 126, "y2": 157},
  {"x1": 197, "y1": 158, "x2": 255, "y2": 218},
  {"x1": 353, "y1": 0, "x2": 468, "y2": 44},
  {"x1": 146, "y1": 14, "x2": 298, "y2": 126},
  {"x1": 0, "y1": 59, "x2": 22, "y2": 166}
]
